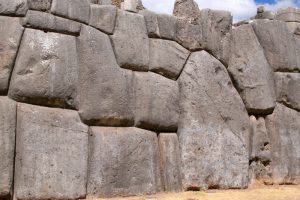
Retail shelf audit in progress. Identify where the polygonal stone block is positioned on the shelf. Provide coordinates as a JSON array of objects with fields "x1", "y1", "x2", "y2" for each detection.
[
  {"x1": 27, "y1": 0, "x2": 52, "y2": 11},
  {"x1": 157, "y1": 14, "x2": 177, "y2": 40},
  {"x1": 0, "y1": 0, "x2": 28, "y2": 16}
]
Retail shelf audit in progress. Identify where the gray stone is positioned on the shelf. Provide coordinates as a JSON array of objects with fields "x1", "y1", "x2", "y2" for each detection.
[
  {"x1": 139, "y1": 9, "x2": 159, "y2": 38},
  {"x1": 149, "y1": 38, "x2": 190, "y2": 80},
  {"x1": 22, "y1": 10, "x2": 81, "y2": 35},
  {"x1": 111, "y1": 10, "x2": 149, "y2": 71},
  {"x1": 87, "y1": 127, "x2": 162, "y2": 197},
  {"x1": 286, "y1": 22, "x2": 300, "y2": 35},
  {"x1": 265, "y1": 103, "x2": 300, "y2": 184},
  {"x1": 257, "y1": 6, "x2": 265, "y2": 13},
  {"x1": 158, "y1": 133, "x2": 182, "y2": 192},
  {"x1": 0, "y1": 97, "x2": 16, "y2": 199},
  {"x1": 173, "y1": 0, "x2": 200, "y2": 24},
  {"x1": 134, "y1": 72, "x2": 180, "y2": 132},
  {"x1": 27, "y1": 0, "x2": 52, "y2": 11},
  {"x1": 157, "y1": 14, "x2": 177, "y2": 40},
  {"x1": 0, "y1": 0, "x2": 28, "y2": 16},
  {"x1": 8, "y1": 29, "x2": 79, "y2": 109},
  {"x1": 89, "y1": 4, "x2": 117, "y2": 34},
  {"x1": 0, "y1": 16, "x2": 24, "y2": 95},
  {"x1": 252, "y1": 20, "x2": 300, "y2": 72},
  {"x1": 14, "y1": 103, "x2": 89, "y2": 200},
  {"x1": 274, "y1": 72, "x2": 300, "y2": 111},
  {"x1": 122, "y1": 0, "x2": 144, "y2": 13},
  {"x1": 200, "y1": 9, "x2": 232, "y2": 61},
  {"x1": 178, "y1": 51, "x2": 250, "y2": 190},
  {"x1": 228, "y1": 24, "x2": 276, "y2": 114},
  {"x1": 255, "y1": 11, "x2": 275, "y2": 20},
  {"x1": 275, "y1": 7, "x2": 300, "y2": 22},
  {"x1": 99, "y1": 0, "x2": 112, "y2": 5},
  {"x1": 77, "y1": 25, "x2": 134, "y2": 126},
  {"x1": 51, "y1": 0, "x2": 90, "y2": 24}
]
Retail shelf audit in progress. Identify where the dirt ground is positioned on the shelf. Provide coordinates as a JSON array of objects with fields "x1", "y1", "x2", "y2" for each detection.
[{"x1": 89, "y1": 185, "x2": 300, "y2": 200}]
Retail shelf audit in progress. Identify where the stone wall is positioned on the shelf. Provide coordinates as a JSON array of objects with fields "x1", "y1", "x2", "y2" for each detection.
[{"x1": 0, "y1": 0, "x2": 299, "y2": 199}]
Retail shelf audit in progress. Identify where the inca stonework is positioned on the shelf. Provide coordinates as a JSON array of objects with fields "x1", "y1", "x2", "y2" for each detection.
[{"x1": 0, "y1": 0, "x2": 299, "y2": 199}]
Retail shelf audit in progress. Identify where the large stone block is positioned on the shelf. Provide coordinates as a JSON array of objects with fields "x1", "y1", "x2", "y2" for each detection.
[
  {"x1": 0, "y1": 0, "x2": 28, "y2": 16},
  {"x1": 173, "y1": 0, "x2": 200, "y2": 23},
  {"x1": 77, "y1": 25, "x2": 134, "y2": 126},
  {"x1": 158, "y1": 133, "x2": 182, "y2": 192},
  {"x1": 89, "y1": 4, "x2": 117, "y2": 34},
  {"x1": 275, "y1": 7, "x2": 300, "y2": 22},
  {"x1": 111, "y1": 10, "x2": 149, "y2": 71},
  {"x1": 178, "y1": 51, "x2": 250, "y2": 190},
  {"x1": 265, "y1": 103, "x2": 300, "y2": 184},
  {"x1": 228, "y1": 24, "x2": 276, "y2": 114},
  {"x1": 22, "y1": 10, "x2": 81, "y2": 36},
  {"x1": 27, "y1": 0, "x2": 52, "y2": 11},
  {"x1": 252, "y1": 20, "x2": 300, "y2": 72},
  {"x1": 156, "y1": 14, "x2": 177, "y2": 40},
  {"x1": 14, "y1": 103, "x2": 89, "y2": 200},
  {"x1": 139, "y1": 9, "x2": 159, "y2": 38},
  {"x1": 274, "y1": 72, "x2": 300, "y2": 111},
  {"x1": 122, "y1": 0, "x2": 143, "y2": 13},
  {"x1": 87, "y1": 127, "x2": 162, "y2": 197},
  {"x1": 0, "y1": 97, "x2": 16, "y2": 199},
  {"x1": 134, "y1": 72, "x2": 180, "y2": 132},
  {"x1": 0, "y1": 16, "x2": 24, "y2": 95},
  {"x1": 9, "y1": 29, "x2": 79, "y2": 109},
  {"x1": 149, "y1": 39, "x2": 190, "y2": 80},
  {"x1": 51, "y1": 0, "x2": 90, "y2": 24}
]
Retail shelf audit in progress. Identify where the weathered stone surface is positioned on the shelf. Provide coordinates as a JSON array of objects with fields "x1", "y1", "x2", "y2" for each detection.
[
  {"x1": 77, "y1": 25, "x2": 134, "y2": 126},
  {"x1": 122, "y1": 0, "x2": 144, "y2": 13},
  {"x1": 274, "y1": 72, "x2": 300, "y2": 111},
  {"x1": 265, "y1": 103, "x2": 300, "y2": 184},
  {"x1": 275, "y1": 7, "x2": 300, "y2": 22},
  {"x1": 27, "y1": 0, "x2": 52, "y2": 11},
  {"x1": 9, "y1": 29, "x2": 79, "y2": 109},
  {"x1": 228, "y1": 24, "x2": 276, "y2": 114},
  {"x1": 178, "y1": 51, "x2": 250, "y2": 190},
  {"x1": 51, "y1": 0, "x2": 90, "y2": 24},
  {"x1": 249, "y1": 116, "x2": 272, "y2": 184},
  {"x1": 252, "y1": 20, "x2": 300, "y2": 72},
  {"x1": 255, "y1": 11, "x2": 275, "y2": 20},
  {"x1": 22, "y1": 10, "x2": 81, "y2": 35},
  {"x1": 111, "y1": 10, "x2": 149, "y2": 71},
  {"x1": 200, "y1": 9, "x2": 232, "y2": 61},
  {"x1": 158, "y1": 133, "x2": 182, "y2": 192},
  {"x1": 139, "y1": 9, "x2": 159, "y2": 38},
  {"x1": 173, "y1": 0, "x2": 200, "y2": 23},
  {"x1": 0, "y1": 0, "x2": 28, "y2": 16},
  {"x1": 286, "y1": 22, "x2": 300, "y2": 35},
  {"x1": 149, "y1": 39, "x2": 190, "y2": 80},
  {"x1": 14, "y1": 103, "x2": 89, "y2": 200},
  {"x1": 0, "y1": 97, "x2": 16, "y2": 199},
  {"x1": 0, "y1": 16, "x2": 24, "y2": 94},
  {"x1": 134, "y1": 72, "x2": 180, "y2": 132},
  {"x1": 157, "y1": 14, "x2": 177, "y2": 40},
  {"x1": 87, "y1": 127, "x2": 162, "y2": 197},
  {"x1": 89, "y1": 4, "x2": 117, "y2": 34}
]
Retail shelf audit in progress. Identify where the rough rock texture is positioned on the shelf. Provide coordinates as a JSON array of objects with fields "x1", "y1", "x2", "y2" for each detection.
[
  {"x1": 89, "y1": 4, "x2": 117, "y2": 34},
  {"x1": 111, "y1": 10, "x2": 149, "y2": 71},
  {"x1": 0, "y1": 0, "x2": 28, "y2": 16},
  {"x1": 276, "y1": 7, "x2": 300, "y2": 22},
  {"x1": 286, "y1": 22, "x2": 300, "y2": 35},
  {"x1": 27, "y1": 0, "x2": 52, "y2": 11},
  {"x1": 121, "y1": 0, "x2": 143, "y2": 13},
  {"x1": 252, "y1": 20, "x2": 300, "y2": 72},
  {"x1": 178, "y1": 51, "x2": 250, "y2": 190},
  {"x1": 77, "y1": 25, "x2": 134, "y2": 126},
  {"x1": 51, "y1": 0, "x2": 90, "y2": 24},
  {"x1": 0, "y1": 16, "x2": 24, "y2": 94},
  {"x1": 87, "y1": 127, "x2": 162, "y2": 197},
  {"x1": 274, "y1": 72, "x2": 300, "y2": 111},
  {"x1": 158, "y1": 133, "x2": 182, "y2": 192},
  {"x1": 265, "y1": 103, "x2": 300, "y2": 184},
  {"x1": 149, "y1": 38, "x2": 190, "y2": 80},
  {"x1": 139, "y1": 9, "x2": 159, "y2": 38},
  {"x1": 228, "y1": 24, "x2": 276, "y2": 114},
  {"x1": 22, "y1": 10, "x2": 81, "y2": 35},
  {"x1": 14, "y1": 103, "x2": 89, "y2": 200},
  {"x1": 134, "y1": 72, "x2": 180, "y2": 132},
  {"x1": 0, "y1": 97, "x2": 16, "y2": 200},
  {"x1": 156, "y1": 14, "x2": 177, "y2": 40},
  {"x1": 173, "y1": 0, "x2": 200, "y2": 23},
  {"x1": 9, "y1": 29, "x2": 79, "y2": 109}
]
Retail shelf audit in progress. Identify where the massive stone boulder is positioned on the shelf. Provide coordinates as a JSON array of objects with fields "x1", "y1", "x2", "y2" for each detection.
[
  {"x1": 275, "y1": 7, "x2": 300, "y2": 22},
  {"x1": 110, "y1": 10, "x2": 149, "y2": 71},
  {"x1": 0, "y1": 97, "x2": 16, "y2": 200},
  {"x1": 0, "y1": 0, "x2": 28, "y2": 16},
  {"x1": 252, "y1": 20, "x2": 300, "y2": 72},
  {"x1": 265, "y1": 103, "x2": 300, "y2": 184},
  {"x1": 77, "y1": 25, "x2": 134, "y2": 126},
  {"x1": 14, "y1": 103, "x2": 89, "y2": 200},
  {"x1": 274, "y1": 72, "x2": 300, "y2": 111},
  {"x1": 228, "y1": 24, "x2": 276, "y2": 114},
  {"x1": 0, "y1": 16, "x2": 24, "y2": 95},
  {"x1": 27, "y1": 0, "x2": 52, "y2": 11},
  {"x1": 178, "y1": 51, "x2": 250, "y2": 190},
  {"x1": 8, "y1": 29, "x2": 79, "y2": 109},
  {"x1": 87, "y1": 127, "x2": 162, "y2": 197}
]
